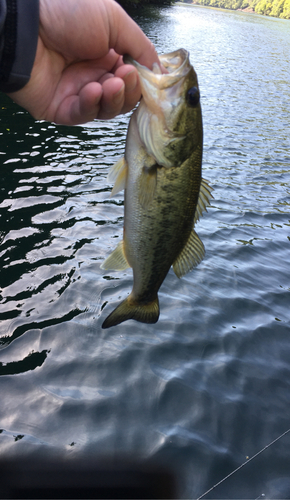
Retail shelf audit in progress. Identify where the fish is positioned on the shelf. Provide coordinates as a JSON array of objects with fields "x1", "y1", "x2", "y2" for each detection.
[{"x1": 100, "y1": 48, "x2": 213, "y2": 329}]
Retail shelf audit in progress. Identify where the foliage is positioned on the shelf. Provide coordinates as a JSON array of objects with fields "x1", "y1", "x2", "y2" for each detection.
[
  {"x1": 177, "y1": 0, "x2": 290, "y2": 17},
  {"x1": 117, "y1": 0, "x2": 289, "y2": 18},
  {"x1": 117, "y1": 0, "x2": 174, "y2": 8}
]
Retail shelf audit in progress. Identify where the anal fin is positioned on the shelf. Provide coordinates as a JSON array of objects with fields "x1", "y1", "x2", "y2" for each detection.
[{"x1": 100, "y1": 241, "x2": 130, "y2": 271}]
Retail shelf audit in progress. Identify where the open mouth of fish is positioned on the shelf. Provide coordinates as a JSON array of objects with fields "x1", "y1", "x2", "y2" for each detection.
[{"x1": 124, "y1": 48, "x2": 191, "y2": 89}]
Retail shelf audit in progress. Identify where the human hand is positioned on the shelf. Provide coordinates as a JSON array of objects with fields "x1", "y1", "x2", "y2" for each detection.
[{"x1": 7, "y1": 0, "x2": 160, "y2": 125}]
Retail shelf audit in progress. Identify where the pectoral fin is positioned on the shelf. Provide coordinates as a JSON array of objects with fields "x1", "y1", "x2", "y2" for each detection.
[
  {"x1": 100, "y1": 241, "x2": 130, "y2": 271},
  {"x1": 138, "y1": 165, "x2": 157, "y2": 208},
  {"x1": 173, "y1": 229, "x2": 205, "y2": 278},
  {"x1": 108, "y1": 157, "x2": 128, "y2": 196}
]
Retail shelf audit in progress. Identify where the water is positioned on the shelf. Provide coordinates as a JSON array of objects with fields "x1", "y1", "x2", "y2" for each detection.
[{"x1": 0, "y1": 5, "x2": 290, "y2": 498}]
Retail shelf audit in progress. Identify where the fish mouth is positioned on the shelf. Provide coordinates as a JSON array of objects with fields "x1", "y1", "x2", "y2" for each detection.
[
  {"x1": 123, "y1": 48, "x2": 191, "y2": 90},
  {"x1": 124, "y1": 49, "x2": 194, "y2": 167}
]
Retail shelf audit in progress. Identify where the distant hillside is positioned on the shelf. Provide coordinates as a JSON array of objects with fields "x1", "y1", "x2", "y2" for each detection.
[
  {"x1": 178, "y1": 0, "x2": 290, "y2": 18},
  {"x1": 117, "y1": 0, "x2": 174, "y2": 7}
]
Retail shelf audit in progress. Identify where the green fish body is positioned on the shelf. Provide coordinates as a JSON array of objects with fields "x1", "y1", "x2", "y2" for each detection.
[{"x1": 101, "y1": 49, "x2": 212, "y2": 329}]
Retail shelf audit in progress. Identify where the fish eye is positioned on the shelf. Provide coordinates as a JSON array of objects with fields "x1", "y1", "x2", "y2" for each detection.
[{"x1": 186, "y1": 86, "x2": 200, "y2": 107}]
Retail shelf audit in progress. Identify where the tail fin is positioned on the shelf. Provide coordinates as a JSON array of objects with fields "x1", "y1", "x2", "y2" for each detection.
[{"x1": 102, "y1": 295, "x2": 159, "y2": 329}]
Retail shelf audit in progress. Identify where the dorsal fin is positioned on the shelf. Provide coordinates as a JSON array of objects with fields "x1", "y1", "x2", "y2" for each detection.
[
  {"x1": 172, "y1": 229, "x2": 205, "y2": 278},
  {"x1": 194, "y1": 178, "x2": 213, "y2": 224},
  {"x1": 172, "y1": 179, "x2": 213, "y2": 278}
]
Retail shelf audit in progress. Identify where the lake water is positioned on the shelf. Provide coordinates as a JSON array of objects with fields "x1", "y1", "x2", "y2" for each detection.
[{"x1": 0, "y1": 4, "x2": 290, "y2": 498}]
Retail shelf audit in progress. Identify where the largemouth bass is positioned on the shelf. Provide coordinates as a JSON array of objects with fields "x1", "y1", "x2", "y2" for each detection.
[{"x1": 101, "y1": 48, "x2": 212, "y2": 329}]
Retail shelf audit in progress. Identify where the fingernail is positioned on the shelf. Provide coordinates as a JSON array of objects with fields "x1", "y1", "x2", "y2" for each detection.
[
  {"x1": 113, "y1": 86, "x2": 124, "y2": 105},
  {"x1": 123, "y1": 70, "x2": 137, "y2": 93}
]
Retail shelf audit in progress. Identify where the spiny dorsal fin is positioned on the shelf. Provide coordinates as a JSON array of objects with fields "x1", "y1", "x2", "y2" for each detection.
[
  {"x1": 138, "y1": 165, "x2": 158, "y2": 209},
  {"x1": 108, "y1": 157, "x2": 128, "y2": 196},
  {"x1": 100, "y1": 241, "x2": 130, "y2": 271},
  {"x1": 172, "y1": 229, "x2": 205, "y2": 278},
  {"x1": 194, "y1": 178, "x2": 214, "y2": 224}
]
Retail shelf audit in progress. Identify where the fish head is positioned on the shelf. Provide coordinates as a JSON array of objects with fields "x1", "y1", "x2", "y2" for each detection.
[{"x1": 124, "y1": 49, "x2": 202, "y2": 168}]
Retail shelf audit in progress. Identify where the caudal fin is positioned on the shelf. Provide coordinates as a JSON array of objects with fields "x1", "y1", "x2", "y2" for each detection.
[{"x1": 102, "y1": 295, "x2": 159, "y2": 329}]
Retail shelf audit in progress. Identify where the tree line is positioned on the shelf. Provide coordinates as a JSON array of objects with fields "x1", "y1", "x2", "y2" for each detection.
[
  {"x1": 117, "y1": 0, "x2": 290, "y2": 18},
  {"x1": 117, "y1": 0, "x2": 174, "y2": 7},
  {"x1": 176, "y1": 0, "x2": 290, "y2": 18}
]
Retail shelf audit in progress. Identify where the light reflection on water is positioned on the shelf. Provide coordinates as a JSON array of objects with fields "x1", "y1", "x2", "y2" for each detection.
[{"x1": 0, "y1": 5, "x2": 290, "y2": 499}]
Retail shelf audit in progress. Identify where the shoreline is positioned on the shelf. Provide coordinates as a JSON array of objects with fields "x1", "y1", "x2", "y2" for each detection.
[
  {"x1": 176, "y1": 1, "x2": 290, "y2": 20},
  {"x1": 174, "y1": 1, "x2": 255, "y2": 14}
]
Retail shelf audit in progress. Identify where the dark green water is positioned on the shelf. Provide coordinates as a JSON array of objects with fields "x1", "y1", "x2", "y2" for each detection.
[{"x1": 0, "y1": 5, "x2": 290, "y2": 498}]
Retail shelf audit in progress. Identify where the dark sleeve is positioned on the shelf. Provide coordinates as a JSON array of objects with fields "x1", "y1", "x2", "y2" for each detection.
[{"x1": 0, "y1": 0, "x2": 39, "y2": 93}]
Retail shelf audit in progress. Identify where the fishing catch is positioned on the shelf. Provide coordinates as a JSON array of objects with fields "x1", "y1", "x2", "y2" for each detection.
[{"x1": 101, "y1": 48, "x2": 212, "y2": 329}]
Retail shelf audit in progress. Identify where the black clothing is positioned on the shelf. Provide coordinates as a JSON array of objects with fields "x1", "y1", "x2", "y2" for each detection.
[{"x1": 0, "y1": 0, "x2": 39, "y2": 92}]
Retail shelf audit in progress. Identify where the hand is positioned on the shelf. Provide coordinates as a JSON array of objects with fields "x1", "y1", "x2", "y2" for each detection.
[{"x1": 8, "y1": 0, "x2": 160, "y2": 125}]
